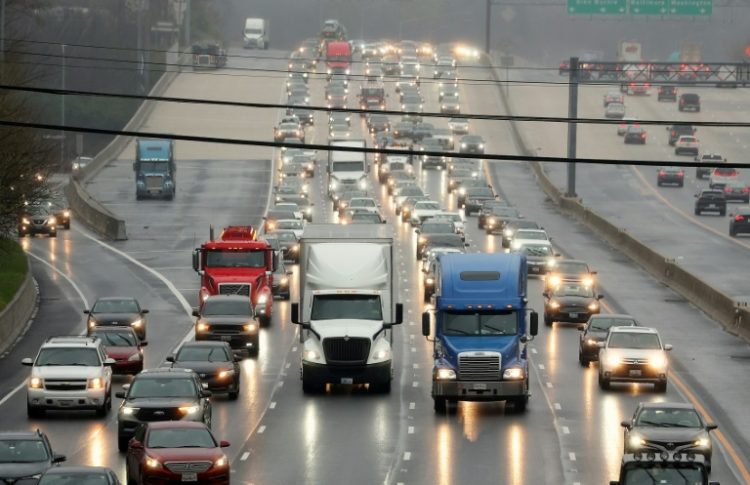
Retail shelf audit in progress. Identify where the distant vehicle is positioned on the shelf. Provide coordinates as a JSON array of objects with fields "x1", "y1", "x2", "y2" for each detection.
[
  {"x1": 543, "y1": 282, "x2": 602, "y2": 326},
  {"x1": 458, "y1": 135, "x2": 485, "y2": 154},
  {"x1": 89, "y1": 327, "x2": 146, "y2": 376},
  {"x1": 168, "y1": 341, "x2": 241, "y2": 399},
  {"x1": 694, "y1": 153, "x2": 725, "y2": 179},
  {"x1": 674, "y1": 135, "x2": 699, "y2": 156},
  {"x1": 729, "y1": 210, "x2": 750, "y2": 237},
  {"x1": 84, "y1": 296, "x2": 149, "y2": 340},
  {"x1": 134, "y1": 139, "x2": 176, "y2": 200},
  {"x1": 448, "y1": 117, "x2": 469, "y2": 134},
  {"x1": 657, "y1": 85, "x2": 677, "y2": 101},
  {"x1": 598, "y1": 326, "x2": 671, "y2": 392},
  {"x1": 191, "y1": 43, "x2": 227, "y2": 69},
  {"x1": 610, "y1": 453, "x2": 712, "y2": 485},
  {"x1": 694, "y1": 189, "x2": 726, "y2": 216},
  {"x1": 656, "y1": 167, "x2": 684, "y2": 187},
  {"x1": 709, "y1": 166, "x2": 739, "y2": 190},
  {"x1": 604, "y1": 102, "x2": 626, "y2": 119},
  {"x1": 722, "y1": 179, "x2": 750, "y2": 203},
  {"x1": 71, "y1": 155, "x2": 92, "y2": 177},
  {"x1": 320, "y1": 19, "x2": 347, "y2": 42},
  {"x1": 325, "y1": 40, "x2": 352, "y2": 76},
  {"x1": 623, "y1": 125, "x2": 647, "y2": 144},
  {"x1": 243, "y1": 18, "x2": 269, "y2": 49},
  {"x1": 578, "y1": 314, "x2": 637, "y2": 365},
  {"x1": 678, "y1": 93, "x2": 701, "y2": 112},
  {"x1": 603, "y1": 91, "x2": 624, "y2": 107},
  {"x1": 617, "y1": 117, "x2": 638, "y2": 136},
  {"x1": 667, "y1": 124, "x2": 696, "y2": 146}
]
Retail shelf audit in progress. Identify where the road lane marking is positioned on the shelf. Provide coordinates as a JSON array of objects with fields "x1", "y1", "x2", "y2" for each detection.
[
  {"x1": 531, "y1": 348, "x2": 538, "y2": 354},
  {"x1": 538, "y1": 364, "x2": 545, "y2": 370},
  {"x1": 562, "y1": 426, "x2": 570, "y2": 435},
  {"x1": 546, "y1": 382, "x2": 553, "y2": 388},
  {"x1": 409, "y1": 402, "x2": 416, "y2": 410},
  {"x1": 554, "y1": 402, "x2": 562, "y2": 410},
  {"x1": 408, "y1": 426, "x2": 415, "y2": 434},
  {"x1": 569, "y1": 452, "x2": 576, "y2": 462},
  {"x1": 257, "y1": 425, "x2": 266, "y2": 434},
  {"x1": 403, "y1": 452, "x2": 412, "y2": 461},
  {"x1": 240, "y1": 452, "x2": 250, "y2": 461},
  {"x1": 269, "y1": 402, "x2": 276, "y2": 409}
]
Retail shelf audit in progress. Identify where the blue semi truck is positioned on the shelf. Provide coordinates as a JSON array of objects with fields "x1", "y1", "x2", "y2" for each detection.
[
  {"x1": 421, "y1": 252, "x2": 538, "y2": 413},
  {"x1": 134, "y1": 139, "x2": 176, "y2": 200}
]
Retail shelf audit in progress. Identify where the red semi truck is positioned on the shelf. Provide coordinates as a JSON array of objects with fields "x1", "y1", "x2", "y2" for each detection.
[
  {"x1": 192, "y1": 226, "x2": 275, "y2": 326},
  {"x1": 326, "y1": 40, "x2": 352, "y2": 76}
]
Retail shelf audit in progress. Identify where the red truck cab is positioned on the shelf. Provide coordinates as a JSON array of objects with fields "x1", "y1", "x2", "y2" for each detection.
[
  {"x1": 326, "y1": 41, "x2": 352, "y2": 76},
  {"x1": 192, "y1": 226, "x2": 275, "y2": 326},
  {"x1": 358, "y1": 83, "x2": 386, "y2": 114}
]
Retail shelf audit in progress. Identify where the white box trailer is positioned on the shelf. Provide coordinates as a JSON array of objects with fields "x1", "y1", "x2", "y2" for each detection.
[
  {"x1": 291, "y1": 224, "x2": 403, "y2": 393},
  {"x1": 243, "y1": 18, "x2": 269, "y2": 49}
]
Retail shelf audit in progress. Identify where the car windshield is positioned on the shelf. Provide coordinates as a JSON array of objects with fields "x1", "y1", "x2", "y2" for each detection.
[
  {"x1": 421, "y1": 223, "x2": 453, "y2": 233},
  {"x1": 276, "y1": 231, "x2": 297, "y2": 242},
  {"x1": 39, "y1": 472, "x2": 111, "y2": 485},
  {"x1": 467, "y1": 188, "x2": 493, "y2": 197},
  {"x1": 622, "y1": 465, "x2": 703, "y2": 484},
  {"x1": 176, "y1": 346, "x2": 232, "y2": 363},
  {"x1": 128, "y1": 377, "x2": 197, "y2": 398},
  {"x1": 635, "y1": 408, "x2": 702, "y2": 428},
  {"x1": 92, "y1": 299, "x2": 139, "y2": 314},
  {"x1": 552, "y1": 283, "x2": 594, "y2": 298},
  {"x1": 311, "y1": 294, "x2": 383, "y2": 320},
  {"x1": 137, "y1": 161, "x2": 170, "y2": 173},
  {"x1": 36, "y1": 348, "x2": 100, "y2": 366},
  {"x1": 351, "y1": 214, "x2": 381, "y2": 223},
  {"x1": 521, "y1": 244, "x2": 552, "y2": 257},
  {"x1": 426, "y1": 235, "x2": 463, "y2": 247},
  {"x1": 415, "y1": 202, "x2": 440, "y2": 210},
  {"x1": 554, "y1": 262, "x2": 588, "y2": 274},
  {"x1": 332, "y1": 161, "x2": 365, "y2": 172},
  {"x1": 202, "y1": 299, "x2": 252, "y2": 316},
  {"x1": 91, "y1": 330, "x2": 137, "y2": 347},
  {"x1": 588, "y1": 317, "x2": 636, "y2": 332},
  {"x1": 0, "y1": 439, "x2": 49, "y2": 463},
  {"x1": 351, "y1": 199, "x2": 376, "y2": 207},
  {"x1": 515, "y1": 230, "x2": 546, "y2": 240},
  {"x1": 205, "y1": 250, "x2": 266, "y2": 268},
  {"x1": 608, "y1": 332, "x2": 661, "y2": 350},
  {"x1": 277, "y1": 220, "x2": 303, "y2": 230},
  {"x1": 442, "y1": 310, "x2": 518, "y2": 336},
  {"x1": 147, "y1": 428, "x2": 216, "y2": 449}
]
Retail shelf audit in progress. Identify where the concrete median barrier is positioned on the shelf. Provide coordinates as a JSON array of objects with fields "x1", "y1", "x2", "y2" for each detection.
[
  {"x1": 67, "y1": 45, "x2": 185, "y2": 239},
  {"x1": 0, "y1": 264, "x2": 38, "y2": 357},
  {"x1": 486, "y1": 52, "x2": 750, "y2": 343}
]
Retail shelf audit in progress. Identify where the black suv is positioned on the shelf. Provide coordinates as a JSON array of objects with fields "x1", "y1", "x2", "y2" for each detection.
[
  {"x1": 657, "y1": 85, "x2": 677, "y2": 102},
  {"x1": 729, "y1": 210, "x2": 750, "y2": 237},
  {"x1": 167, "y1": 341, "x2": 241, "y2": 399},
  {"x1": 0, "y1": 430, "x2": 66, "y2": 482},
  {"x1": 116, "y1": 368, "x2": 212, "y2": 452},
  {"x1": 694, "y1": 189, "x2": 726, "y2": 216},
  {"x1": 667, "y1": 124, "x2": 696, "y2": 146},
  {"x1": 194, "y1": 295, "x2": 260, "y2": 352},
  {"x1": 678, "y1": 93, "x2": 700, "y2": 112}
]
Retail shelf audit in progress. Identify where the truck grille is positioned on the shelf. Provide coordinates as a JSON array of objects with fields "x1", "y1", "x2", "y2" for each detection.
[
  {"x1": 146, "y1": 175, "x2": 163, "y2": 190},
  {"x1": 207, "y1": 324, "x2": 241, "y2": 335},
  {"x1": 323, "y1": 338, "x2": 370, "y2": 366},
  {"x1": 218, "y1": 283, "x2": 251, "y2": 296},
  {"x1": 44, "y1": 379, "x2": 87, "y2": 391},
  {"x1": 165, "y1": 461, "x2": 212, "y2": 473},
  {"x1": 458, "y1": 353, "x2": 501, "y2": 381},
  {"x1": 135, "y1": 407, "x2": 183, "y2": 421}
]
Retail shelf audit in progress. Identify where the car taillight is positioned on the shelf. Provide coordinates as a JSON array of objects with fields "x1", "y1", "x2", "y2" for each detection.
[
  {"x1": 671, "y1": 131, "x2": 676, "y2": 137},
  {"x1": 725, "y1": 187, "x2": 732, "y2": 193},
  {"x1": 641, "y1": 133, "x2": 646, "y2": 138},
  {"x1": 658, "y1": 170, "x2": 666, "y2": 176},
  {"x1": 678, "y1": 171, "x2": 684, "y2": 176},
  {"x1": 735, "y1": 215, "x2": 745, "y2": 222}
]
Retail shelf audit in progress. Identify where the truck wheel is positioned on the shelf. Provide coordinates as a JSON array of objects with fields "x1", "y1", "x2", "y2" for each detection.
[
  {"x1": 544, "y1": 314, "x2": 552, "y2": 327},
  {"x1": 578, "y1": 352, "x2": 588, "y2": 367},
  {"x1": 654, "y1": 381, "x2": 667, "y2": 393},
  {"x1": 433, "y1": 397, "x2": 447, "y2": 414},
  {"x1": 118, "y1": 435, "x2": 129, "y2": 452},
  {"x1": 302, "y1": 375, "x2": 324, "y2": 394},
  {"x1": 598, "y1": 373, "x2": 610, "y2": 390},
  {"x1": 370, "y1": 380, "x2": 391, "y2": 394},
  {"x1": 508, "y1": 396, "x2": 528, "y2": 413},
  {"x1": 27, "y1": 403, "x2": 44, "y2": 418},
  {"x1": 259, "y1": 315, "x2": 271, "y2": 328}
]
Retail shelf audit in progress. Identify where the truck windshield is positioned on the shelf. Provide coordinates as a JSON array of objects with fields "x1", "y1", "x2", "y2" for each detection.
[
  {"x1": 622, "y1": 465, "x2": 703, "y2": 484},
  {"x1": 137, "y1": 161, "x2": 170, "y2": 173},
  {"x1": 206, "y1": 250, "x2": 266, "y2": 268},
  {"x1": 311, "y1": 294, "x2": 382, "y2": 321},
  {"x1": 442, "y1": 310, "x2": 518, "y2": 336},
  {"x1": 328, "y1": 55, "x2": 350, "y2": 62},
  {"x1": 245, "y1": 28, "x2": 263, "y2": 34},
  {"x1": 332, "y1": 161, "x2": 365, "y2": 172}
]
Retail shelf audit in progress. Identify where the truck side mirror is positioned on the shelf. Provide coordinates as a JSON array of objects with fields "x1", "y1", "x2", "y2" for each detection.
[
  {"x1": 132, "y1": 162, "x2": 137, "y2": 171},
  {"x1": 393, "y1": 303, "x2": 403, "y2": 325},
  {"x1": 291, "y1": 302, "x2": 299, "y2": 324},
  {"x1": 192, "y1": 250, "x2": 200, "y2": 272},
  {"x1": 529, "y1": 312, "x2": 538, "y2": 336},
  {"x1": 192, "y1": 309, "x2": 200, "y2": 317},
  {"x1": 421, "y1": 312, "x2": 430, "y2": 337},
  {"x1": 620, "y1": 420, "x2": 632, "y2": 429}
]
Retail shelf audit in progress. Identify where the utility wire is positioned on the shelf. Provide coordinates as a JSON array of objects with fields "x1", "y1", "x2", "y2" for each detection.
[
  {"x1": 2, "y1": 117, "x2": 749, "y2": 170},
  {"x1": 2, "y1": 83, "x2": 748, "y2": 128}
]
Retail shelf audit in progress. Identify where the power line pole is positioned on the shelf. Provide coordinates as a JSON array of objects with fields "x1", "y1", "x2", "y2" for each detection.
[
  {"x1": 566, "y1": 56, "x2": 579, "y2": 198},
  {"x1": 61, "y1": 43, "x2": 66, "y2": 172},
  {"x1": 484, "y1": 0, "x2": 491, "y2": 54}
]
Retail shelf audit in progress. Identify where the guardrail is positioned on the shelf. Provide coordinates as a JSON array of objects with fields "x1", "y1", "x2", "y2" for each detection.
[
  {"x1": 486, "y1": 52, "x2": 750, "y2": 344},
  {"x1": 0, "y1": 262, "x2": 38, "y2": 357},
  {"x1": 67, "y1": 44, "x2": 184, "y2": 240}
]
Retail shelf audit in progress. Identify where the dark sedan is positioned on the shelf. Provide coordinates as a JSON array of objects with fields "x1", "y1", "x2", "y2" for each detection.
[
  {"x1": 459, "y1": 135, "x2": 485, "y2": 154},
  {"x1": 723, "y1": 180, "x2": 750, "y2": 203},
  {"x1": 420, "y1": 234, "x2": 467, "y2": 261},
  {"x1": 623, "y1": 125, "x2": 647, "y2": 144},
  {"x1": 194, "y1": 295, "x2": 260, "y2": 352},
  {"x1": 85, "y1": 297, "x2": 149, "y2": 340},
  {"x1": 477, "y1": 200, "x2": 510, "y2": 229},
  {"x1": 484, "y1": 207, "x2": 523, "y2": 234},
  {"x1": 621, "y1": 402, "x2": 717, "y2": 470},
  {"x1": 501, "y1": 219, "x2": 542, "y2": 248},
  {"x1": 416, "y1": 222, "x2": 458, "y2": 258},
  {"x1": 168, "y1": 341, "x2": 241, "y2": 399},
  {"x1": 543, "y1": 282, "x2": 603, "y2": 326},
  {"x1": 577, "y1": 314, "x2": 637, "y2": 365},
  {"x1": 729, "y1": 211, "x2": 750, "y2": 237},
  {"x1": 462, "y1": 187, "x2": 496, "y2": 215},
  {"x1": 656, "y1": 167, "x2": 684, "y2": 187},
  {"x1": 694, "y1": 189, "x2": 726, "y2": 216}
]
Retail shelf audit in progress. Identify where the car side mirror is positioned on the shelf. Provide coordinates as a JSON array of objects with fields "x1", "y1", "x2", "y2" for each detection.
[
  {"x1": 141, "y1": 309, "x2": 149, "y2": 314},
  {"x1": 542, "y1": 292, "x2": 549, "y2": 298},
  {"x1": 421, "y1": 312, "x2": 430, "y2": 337},
  {"x1": 192, "y1": 310, "x2": 200, "y2": 317},
  {"x1": 577, "y1": 325, "x2": 585, "y2": 331},
  {"x1": 21, "y1": 358, "x2": 33, "y2": 366},
  {"x1": 202, "y1": 390, "x2": 213, "y2": 398},
  {"x1": 52, "y1": 453, "x2": 67, "y2": 463},
  {"x1": 220, "y1": 440, "x2": 231, "y2": 448},
  {"x1": 103, "y1": 358, "x2": 116, "y2": 366},
  {"x1": 597, "y1": 295, "x2": 604, "y2": 300},
  {"x1": 597, "y1": 342, "x2": 606, "y2": 348},
  {"x1": 621, "y1": 420, "x2": 632, "y2": 429},
  {"x1": 694, "y1": 194, "x2": 698, "y2": 198},
  {"x1": 706, "y1": 423, "x2": 718, "y2": 431},
  {"x1": 529, "y1": 312, "x2": 538, "y2": 336},
  {"x1": 83, "y1": 309, "x2": 90, "y2": 314},
  {"x1": 291, "y1": 302, "x2": 300, "y2": 324},
  {"x1": 140, "y1": 341, "x2": 148, "y2": 347},
  {"x1": 129, "y1": 441, "x2": 143, "y2": 450},
  {"x1": 166, "y1": 355, "x2": 175, "y2": 363},
  {"x1": 664, "y1": 344, "x2": 673, "y2": 351},
  {"x1": 116, "y1": 391, "x2": 126, "y2": 399}
]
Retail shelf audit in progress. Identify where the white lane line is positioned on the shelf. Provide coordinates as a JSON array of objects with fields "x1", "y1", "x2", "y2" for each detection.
[
  {"x1": 403, "y1": 452, "x2": 412, "y2": 461},
  {"x1": 292, "y1": 346, "x2": 298, "y2": 352},
  {"x1": 531, "y1": 348, "x2": 538, "y2": 354},
  {"x1": 240, "y1": 452, "x2": 250, "y2": 461},
  {"x1": 409, "y1": 402, "x2": 416, "y2": 410},
  {"x1": 554, "y1": 402, "x2": 562, "y2": 410},
  {"x1": 408, "y1": 426, "x2": 415, "y2": 434},
  {"x1": 538, "y1": 364, "x2": 545, "y2": 370},
  {"x1": 285, "y1": 362, "x2": 290, "y2": 369},
  {"x1": 412, "y1": 381, "x2": 419, "y2": 387},
  {"x1": 257, "y1": 425, "x2": 266, "y2": 434},
  {"x1": 412, "y1": 363, "x2": 419, "y2": 369},
  {"x1": 569, "y1": 452, "x2": 577, "y2": 462},
  {"x1": 546, "y1": 382, "x2": 553, "y2": 388},
  {"x1": 269, "y1": 402, "x2": 277, "y2": 409},
  {"x1": 562, "y1": 426, "x2": 570, "y2": 435},
  {"x1": 411, "y1": 347, "x2": 416, "y2": 352}
]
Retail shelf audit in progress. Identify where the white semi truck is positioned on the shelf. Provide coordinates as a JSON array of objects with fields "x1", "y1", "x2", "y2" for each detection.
[
  {"x1": 327, "y1": 139, "x2": 368, "y2": 196},
  {"x1": 291, "y1": 224, "x2": 403, "y2": 393},
  {"x1": 243, "y1": 18, "x2": 269, "y2": 49}
]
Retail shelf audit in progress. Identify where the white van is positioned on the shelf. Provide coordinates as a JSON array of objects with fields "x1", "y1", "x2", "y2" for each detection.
[{"x1": 244, "y1": 18, "x2": 268, "y2": 49}]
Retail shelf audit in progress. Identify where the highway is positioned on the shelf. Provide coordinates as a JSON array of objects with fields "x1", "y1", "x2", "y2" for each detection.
[{"x1": 2, "y1": 46, "x2": 749, "y2": 484}]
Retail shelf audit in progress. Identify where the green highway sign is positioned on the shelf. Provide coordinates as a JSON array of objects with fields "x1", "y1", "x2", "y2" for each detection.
[
  {"x1": 567, "y1": 0, "x2": 627, "y2": 14},
  {"x1": 567, "y1": 0, "x2": 712, "y2": 15}
]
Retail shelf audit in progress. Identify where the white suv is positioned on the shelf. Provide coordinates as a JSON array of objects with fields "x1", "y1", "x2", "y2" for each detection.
[
  {"x1": 598, "y1": 327, "x2": 672, "y2": 393},
  {"x1": 23, "y1": 336, "x2": 115, "y2": 417}
]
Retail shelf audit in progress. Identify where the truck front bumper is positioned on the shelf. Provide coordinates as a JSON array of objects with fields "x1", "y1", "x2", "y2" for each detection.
[
  {"x1": 432, "y1": 379, "x2": 528, "y2": 402},
  {"x1": 302, "y1": 361, "x2": 391, "y2": 386}
]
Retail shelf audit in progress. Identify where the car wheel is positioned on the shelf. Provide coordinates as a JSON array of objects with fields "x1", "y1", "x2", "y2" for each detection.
[
  {"x1": 118, "y1": 435, "x2": 130, "y2": 453},
  {"x1": 27, "y1": 403, "x2": 44, "y2": 418},
  {"x1": 544, "y1": 314, "x2": 553, "y2": 327},
  {"x1": 302, "y1": 374, "x2": 325, "y2": 394},
  {"x1": 64, "y1": 221, "x2": 71, "y2": 230},
  {"x1": 654, "y1": 381, "x2": 667, "y2": 393},
  {"x1": 433, "y1": 397, "x2": 447, "y2": 414},
  {"x1": 578, "y1": 352, "x2": 588, "y2": 367},
  {"x1": 598, "y1": 373, "x2": 610, "y2": 390}
]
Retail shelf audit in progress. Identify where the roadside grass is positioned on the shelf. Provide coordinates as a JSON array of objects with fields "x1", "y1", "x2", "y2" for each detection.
[{"x1": 0, "y1": 238, "x2": 28, "y2": 312}]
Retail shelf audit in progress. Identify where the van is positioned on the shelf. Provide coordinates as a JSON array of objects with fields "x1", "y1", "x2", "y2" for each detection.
[{"x1": 243, "y1": 18, "x2": 268, "y2": 49}]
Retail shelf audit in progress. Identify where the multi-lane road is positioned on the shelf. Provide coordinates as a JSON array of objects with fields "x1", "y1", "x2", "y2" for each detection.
[{"x1": 2, "y1": 47, "x2": 749, "y2": 484}]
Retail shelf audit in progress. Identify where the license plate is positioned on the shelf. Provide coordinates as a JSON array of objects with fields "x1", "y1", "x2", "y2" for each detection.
[
  {"x1": 340, "y1": 377, "x2": 353, "y2": 385},
  {"x1": 708, "y1": 204, "x2": 716, "y2": 208},
  {"x1": 629, "y1": 370, "x2": 642, "y2": 377},
  {"x1": 473, "y1": 383, "x2": 487, "y2": 390},
  {"x1": 569, "y1": 313, "x2": 579, "y2": 319},
  {"x1": 58, "y1": 400, "x2": 73, "y2": 407},
  {"x1": 181, "y1": 472, "x2": 198, "y2": 482},
  {"x1": 220, "y1": 336, "x2": 232, "y2": 341}
]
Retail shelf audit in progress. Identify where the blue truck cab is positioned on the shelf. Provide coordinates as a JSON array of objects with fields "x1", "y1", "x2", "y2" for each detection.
[
  {"x1": 134, "y1": 139, "x2": 176, "y2": 200},
  {"x1": 421, "y1": 253, "x2": 538, "y2": 413}
]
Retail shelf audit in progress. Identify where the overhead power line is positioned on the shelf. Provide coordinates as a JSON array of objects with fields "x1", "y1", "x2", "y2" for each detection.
[{"x1": 2, "y1": 117, "x2": 749, "y2": 170}]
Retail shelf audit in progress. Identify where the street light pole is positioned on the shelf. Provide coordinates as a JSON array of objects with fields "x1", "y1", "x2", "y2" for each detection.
[
  {"x1": 485, "y1": 0, "x2": 491, "y2": 54},
  {"x1": 61, "y1": 44, "x2": 66, "y2": 171},
  {"x1": 566, "y1": 56, "x2": 579, "y2": 198}
]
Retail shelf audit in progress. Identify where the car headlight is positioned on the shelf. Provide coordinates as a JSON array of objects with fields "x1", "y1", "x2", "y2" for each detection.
[
  {"x1": 425, "y1": 277, "x2": 435, "y2": 286},
  {"x1": 458, "y1": 188, "x2": 466, "y2": 195},
  {"x1": 546, "y1": 258, "x2": 557, "y2": 268},
  {"x1": 29, "y1": 377, "x2": 43, "y2": 389},
  {"x1": 511, "y1": 241, "x2": 522, "y2": 250},
  {"x1": 179, "y1": 405, "x2": 200, "y2": 415},
  {"x1": 22, "y1": 217, "x2": 30, "y2": 225},
  {"x1": 549, "y1": 301, "x2": 560, "y2": 309},
  {"x1": 418, "y1": 236, "x2": 426, "y2": 244},
  {"x1": 196, "y1": 322, "x2": 210, "y2": 332},
  {"x1": 461, "y1": 143, "x2": 467, "y2": 148},
  {"x1": 88, "y1": 377, "x2": 104, "y2": 390},
  {"x1": 606, "y1": 353, "x2": 622, "y2": 367},
  {"x1": 694, "y1": 437, "x2": 710, "y2": 449},
  {"x1": 146, "y1": 456, "x2": 162, "y2": 469},
  {"x1": 214, "y1": 455, "x2": 228, "y2": 468},
  {"x1": 218, "y1": 369, "x2": 235, "y2": 379},
  {"x1": 548, "y1": 275, "x2": 561, "y2": 287},
  {"x1": 503, "y1": 367, "x2": 525, "y2": 380},
  {"x1": 586, "y1": 338, "x2": 598, "y2": 346},
  {"x1": 503, "y1": 229, "x2": 513, "y2": 237},
  {"x1": 435, "y1": 368, "x2": 456, "y2": 380},
  {"x1": 582, "y1": 276, "x2": 594, "y2": 287},
  {"x1": 478, "y1": 144, "x2": 484, "y2": 149},
  {"x1": 63, "y1": 210, "x2": 70, "y2": 217},
  {"x1": 243, "y1": 322, "x2": 257, "y2": 333},
  {"x1": 130, "y1": 318, "x2": 143, "y2": 328},
  {"x1": 280, "y1": 276, "x2": 289, "y2": 285},
  {"x1": 291, "y1": 244, "x2": 300, "y2": 253},
  {"x1": 629, "y1": 435, "x2": 645, "y2": 449},
  {"x1": 88, "y1": 319, "x2": 97, "y2": 328},
  {"x1": 649, "y1": 353, "x2": 667, "y2": 369},
  {"x1": 587, "y1": 302, "x2": 599, "y2": 311},
  {"x1": 47, "y1": 217, "x2": 57, "y2": 226},
  {"x1": 121, "y1": 406, "x2": 138, "y2": 415},
  {"x1": 128, "y1": 352, "x2": 142, "y2": 361}
]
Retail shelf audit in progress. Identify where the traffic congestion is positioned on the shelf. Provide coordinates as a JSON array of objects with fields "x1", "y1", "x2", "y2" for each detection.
[{"x1": 1, "y1": 11, "x2": 749, "y2": 485}]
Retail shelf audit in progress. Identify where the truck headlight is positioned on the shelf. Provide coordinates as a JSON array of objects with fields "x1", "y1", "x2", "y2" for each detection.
[
  {"x1": 435, "y1": 368, "x2": 456, "y2": 380},
  {"x1": 196, "y1": 322, "x2": 210, "y2": 332},
  {"x1": 88, "y1": 377, "x2": 104, "y2": 390},
  {"x1": 503, "y1": 367, "x2": 525, "y2": 380},
  {"x1": 548, "y1": 275, "x2": 561, "y2": 287},
  {"x1": 29, "y1": 377, "x2": 43, "y2": 389},
  {"x1": 587, "y1": 302, "x2": 599, "y2": 311},
  {"x1": 243, "y1": 322, "x2": 257, "y2": 333},
  {"x1": 372, "y1": 349, "x2": 390, "y2": 362},
  {"x1": 549, "y1": 301, "x2": 560, "y2": 309},
  {"x1": 303, "y1": 349, "x2": 321, "y2": 361},
  {"x1": 629, "y1": 435, "x2": 645, "y2": 449}
]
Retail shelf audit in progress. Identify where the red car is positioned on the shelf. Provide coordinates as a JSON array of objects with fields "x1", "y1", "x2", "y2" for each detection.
[
  {"x1": 126, "y1": 421, "x2": 230, "y2": 484},
  {"x1": 89, "y1": 327, "x2": 147, "y2": 375}
]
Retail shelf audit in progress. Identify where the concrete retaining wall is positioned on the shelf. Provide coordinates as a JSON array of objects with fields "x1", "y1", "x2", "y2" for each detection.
[
  {"x1": 0, "y1": 263, "x2": 38, "y2": 357},
  {"x1": 486, "y1": 53, "x2": 750, "y2": 343},
  {"x1": 67, "y1": 44, "x2": 185, "y2": 239}
]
